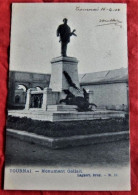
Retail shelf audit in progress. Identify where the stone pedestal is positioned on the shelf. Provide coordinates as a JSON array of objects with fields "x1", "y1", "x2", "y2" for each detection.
[
  {"x1": 24, "y1": 56, "x2": 84, "y2": 113},
  {"x1": 49, "y1": 56, "x2": 81, "y2": 96}
]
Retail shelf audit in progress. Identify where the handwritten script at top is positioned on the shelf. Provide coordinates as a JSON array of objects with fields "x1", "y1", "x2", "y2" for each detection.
[{"x1": 76, "y1": 6, "x2": 120, "y2": 12}]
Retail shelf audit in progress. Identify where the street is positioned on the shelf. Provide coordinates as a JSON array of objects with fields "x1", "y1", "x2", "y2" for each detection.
[{"x1": 5, "y1": 135, "x2": 129, "y2": 168}]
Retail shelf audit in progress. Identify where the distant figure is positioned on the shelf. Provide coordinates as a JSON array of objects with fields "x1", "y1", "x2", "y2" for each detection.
[{"x1": 57, "y1": 18, "x2": 77, "y2": 57}]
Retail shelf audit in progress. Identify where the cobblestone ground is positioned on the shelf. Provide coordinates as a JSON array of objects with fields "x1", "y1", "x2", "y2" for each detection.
[{"x1": 5, "y1": 135, "x2": 129, "y2": 168}]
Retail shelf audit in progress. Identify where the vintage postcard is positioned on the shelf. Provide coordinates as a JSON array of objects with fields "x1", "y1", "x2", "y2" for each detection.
[{"x1": 4, "y1": 3, "x2": 130, "y2": 190}]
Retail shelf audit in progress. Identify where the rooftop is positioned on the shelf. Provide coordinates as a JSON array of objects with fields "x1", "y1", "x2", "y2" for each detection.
[{"x1": 79, "y1": 67, "x2": 128, "y2": 85}]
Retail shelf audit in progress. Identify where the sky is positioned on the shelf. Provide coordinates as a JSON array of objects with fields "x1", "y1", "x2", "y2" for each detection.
[{"x1": 10, "y1": 3, "x2": 128, "y2": 74}]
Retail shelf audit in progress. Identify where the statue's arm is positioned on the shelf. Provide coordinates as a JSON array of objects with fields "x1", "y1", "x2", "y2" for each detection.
[{"x1": 70, "y1": 29, "x2": 77, "y2": 37}]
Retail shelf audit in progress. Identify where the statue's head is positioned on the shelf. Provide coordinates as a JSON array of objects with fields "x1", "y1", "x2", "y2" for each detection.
[{"x1": 63, "y1": 18, "x2": 68, "y2": 24}]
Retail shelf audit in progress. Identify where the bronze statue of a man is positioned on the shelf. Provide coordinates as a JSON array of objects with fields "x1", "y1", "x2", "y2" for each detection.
[{"x1": 57, "y1": 18, "x2": 77, "y2": 57}]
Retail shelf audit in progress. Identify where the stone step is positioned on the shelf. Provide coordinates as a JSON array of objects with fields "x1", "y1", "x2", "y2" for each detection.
[
  {"x1": 47, "y1": 105, "x2": 78, "y2": 112},
  {"x1": 8, "y1": 109, "x2": 126, "y2": 122}
]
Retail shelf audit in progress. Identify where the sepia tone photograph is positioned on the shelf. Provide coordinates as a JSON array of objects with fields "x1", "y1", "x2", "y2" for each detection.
[{"x1": 4, "y1": 3, "x2": 130, "y2": 191}]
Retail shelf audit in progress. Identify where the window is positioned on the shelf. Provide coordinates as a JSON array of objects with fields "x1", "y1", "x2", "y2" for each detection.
[{"x1": 15, "y1": 95, "x2": 20, "y2": 103}]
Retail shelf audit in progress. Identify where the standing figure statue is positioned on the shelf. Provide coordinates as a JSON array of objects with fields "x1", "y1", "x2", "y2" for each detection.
[{"x1": 57, "y1": 18, "x2": 77, "y2": 57}]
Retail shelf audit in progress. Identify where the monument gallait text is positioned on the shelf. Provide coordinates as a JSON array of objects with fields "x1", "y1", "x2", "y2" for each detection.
[{"x1": 12, "y1": 18, "x2": 125, "y2": 122}]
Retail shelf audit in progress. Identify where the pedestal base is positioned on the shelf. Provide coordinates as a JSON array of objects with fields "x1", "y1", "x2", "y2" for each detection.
[{"x1": 8, "y1": 109, "x2": 125, "y2": 122}]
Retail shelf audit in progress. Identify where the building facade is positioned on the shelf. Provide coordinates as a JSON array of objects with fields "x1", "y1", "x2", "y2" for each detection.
[
  {"x1": 79, "y1": 68, "x2": 128, "y2": 110},
  {"x1": 8, "y1": 71, "x2": 50, "y2": 108}
]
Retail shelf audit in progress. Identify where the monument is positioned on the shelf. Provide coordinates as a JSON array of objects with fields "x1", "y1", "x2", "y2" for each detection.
[
  {"x1": 50, "y1": 18, "x2": 81, "y2": 98},
  {"x1": 25, "y1": 18, "x2": 87, "y2": 112},
  {"x1": 22, "y1": 19, "x2": 125, "y2": 121}
]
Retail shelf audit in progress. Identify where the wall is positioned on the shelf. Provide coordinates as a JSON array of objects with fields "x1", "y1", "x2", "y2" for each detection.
[{"x1": 81, "y1": 82, "x2": 128, "y2": 109}]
